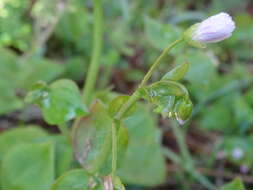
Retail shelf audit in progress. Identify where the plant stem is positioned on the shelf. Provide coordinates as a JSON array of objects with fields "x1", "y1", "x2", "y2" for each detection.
[
  {"x1": 114, "y1": 90, "x2": 140, "y2": 120},
  {"x1": 111, "y1": 122, "x2": 117, "y2": 175},
  {"x1": 170, "y1": 122, "x2": 191, "y2": 162},
  {"x1": 83, "y1": 0, "x2": 103, "y2": 104},
  {"x1": 115, "y1": 38, "x2": 183, "y2": 120},
  {"x1": 139, "y1": 38, "x2": 183, "y2": 87},
  {"x1": 170, "y1": 122, "x2": 217, "y2": 190}
]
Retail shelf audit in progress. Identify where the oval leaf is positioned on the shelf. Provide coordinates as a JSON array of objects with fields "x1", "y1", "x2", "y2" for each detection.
[
  {"x1": 162, "y1": 62, "x2": 189, "y2": 81},
  {"x1": 173, "y1": 97, "x2": 193, "y2": 125},
  {"x1": 141, "y1": 81, "x2": 188, "y2": 100},
  {"x1": 1, "y1": 142, "x2": 54, "y2": 190},
  {"x1": 99, "y1": 123, "x2": 129, "y2": 175},
  {"x1": 72, "y1": 100, "x2": 112, "y2": 173},
  {"x1": 118, "y1": 105, "x2": 166, "y2": 186},
  {"x1": 0, "y1": 125, "x2": 48, "y2": 161},
  {"x1": 26, "y1": 79, "x2": 89, "y2": 125},
  {"x1": 140, "y1": 81, "x2": 191, "y2": 122}
]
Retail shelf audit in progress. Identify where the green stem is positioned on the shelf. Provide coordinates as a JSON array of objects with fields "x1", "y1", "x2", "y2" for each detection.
[
  {"x1": 83, "y1": 0, "x2": 103, "y2": 104},
  {"x1": 111, "y1": 122, "x2": 117, "y2": 175},
  {"x1": 170, "y1": 122, "x2": 216, "y2": 190},
  {"x1": 114, "y1": 90, "x2": 140, "y2": 120},
  {"x1": 115, "y1": 38, "x2": 183, "y2": 120},
  {"x1": 171, "y1": 122, "x2": 191, "y2": 162},
  {"x1": 139, "y1": 38, "x2": 183, "y2": 87}
]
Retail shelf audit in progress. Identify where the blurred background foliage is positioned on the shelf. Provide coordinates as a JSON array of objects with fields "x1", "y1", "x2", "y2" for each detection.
[{"x1": 0, "y1": 0, "x2": 253, "y2": 189}]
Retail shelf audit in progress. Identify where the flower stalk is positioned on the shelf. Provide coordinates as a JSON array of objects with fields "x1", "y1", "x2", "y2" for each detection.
[{"x1": 115, "y1": 38, "x2": 184, "y2": 120}]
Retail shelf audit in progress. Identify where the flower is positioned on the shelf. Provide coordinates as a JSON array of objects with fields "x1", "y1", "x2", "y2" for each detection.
[
  {"x1": 232, "y1": 147, "x2": 244, "y2": 160},
  {"x1": 184, "y1": 12, "x2": 235, "y2": 48}
]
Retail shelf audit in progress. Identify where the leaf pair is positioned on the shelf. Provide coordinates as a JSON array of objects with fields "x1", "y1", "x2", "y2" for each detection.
[
  {"x1": 140, "y1": 80, "x2": 192, "y2": 124},
  {"x1": 139, "y1": 62, "x2": 192, "y2": 124}
]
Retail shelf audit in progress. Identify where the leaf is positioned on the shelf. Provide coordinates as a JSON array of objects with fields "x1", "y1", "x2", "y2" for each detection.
[
  {"x1": 117, "y1": 104, "x2": 166, "y2": 186},
  {"x1": 0, "y1": 49, "x2": 23, "y2": 114},
  {"x1": 19, "y1": 58, "x2": 65, "y2": 90},
  {"x1": 0, "y1": 142, "x2": 55, "y2": 190},
  {"x1": 52, "y1": 135, "x2": 74, "y2": 177},
  {"x1": 99, "y1": 123, "x2": 129, "y2": 176},
  {"x1": 51, "y1": 169, "x2": 101, "y2": 190},
  {"x1": 173, "y1": 97, "x2": 193, "y2": 125},
  {"x1": 141, "y1": 81, "x2": 188, "y2": 99},
  {"x1": 0, "y1": 81, "x2": 23, "y2": 115},
  {"x1": 108, "y1": 95, "x2": 136, "y2": 118},
  {"x1": 64, "y1": 57, "x2": 87, "y2": 81},
  {"x1": 162, "y1": 62, "x2": 189, "y2": 81},
  {"x1": 26, "y1": 79, "x2": 88, "y2": 125},
  {"x1": 0, "y1": 125, "x2": 48, "y2": 161},
  {"x1": 220, "y1": 178, "x2": 245, "y2": 190},
  {"x1": 72, "y1": 100, "x2": 112, "y2": 174},
  {"x1": 233, "y1": 95, "x2": 253, "y2": 133},
  {"x1": 199, "y1": 97, "x2": 233, "y2": 131},
  {"x1": 0, "y1": 49, "x2": 64, "y2": 115},
  {"x1": 140, "y1": 81, "x2": 191, "y2": 122}
]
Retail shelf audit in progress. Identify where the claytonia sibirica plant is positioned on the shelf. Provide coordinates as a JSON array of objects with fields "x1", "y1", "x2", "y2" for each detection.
[{"x1": 26, "y1": 9, "x2": 235, "y2": 190}]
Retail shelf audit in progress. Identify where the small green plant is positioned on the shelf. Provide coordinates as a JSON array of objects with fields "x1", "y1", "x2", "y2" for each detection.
[
  {"x1": 24, "y1": 3, "x2": 237, "y2": 190},
  {"x1": 1, "y1": 0, "x2": 248, "y2": 190}
]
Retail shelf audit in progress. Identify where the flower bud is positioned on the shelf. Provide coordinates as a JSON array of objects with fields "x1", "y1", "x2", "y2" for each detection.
[{"x1": 184, "y1": 12, "x2": 235, "y2": 48}]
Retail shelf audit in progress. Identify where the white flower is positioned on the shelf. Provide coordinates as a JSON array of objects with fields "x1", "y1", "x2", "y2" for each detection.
[
  {"x1": 184, "y1": 12, "x2": 235, "y2": 48},
  {"x1": 232, "y1": 147, "x2": 244, "y2": 160}
]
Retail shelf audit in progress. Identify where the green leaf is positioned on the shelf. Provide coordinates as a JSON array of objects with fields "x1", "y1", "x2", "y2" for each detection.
[
  {"x1": 100, "y1": 123, "x2": 129, "y2": 176},
  {"x1": 0, "y1": 81, "x2": 23, "y2": 115},
  {"x1": 199, "y1": 98, "x2": 232, "y2": 131},
  {"x1": 233, "y1": 95, "x2": 253, "y2": 133},
  {"x1": 118, "y1": 104, "x2": 166, "y2": 186},
  {"x1": 72, "y1": 100, "x2": 112, "y2": 174},
  {"x1": 0, "y1": 142, "x2": 55, "y2": 190},
  {"x1": 51, "y1": 169, "x2": 101, "y2": 190},
  {"x1": 220, "y1": 178, "x2": 245, "y2": 190},
  {"x1": 64, "y1": 57, "x2": 87, "y2": 81},
  {"x1": 140, "y1": 81, "x2": 191, "y2": 122},
  {"x1": 52, "y1": 135, "x2": 74, "y2": 177},
  {"x1": 173, "y1": 97, "x2": 193, "y2": 125},
  {"x1": 162, "y1": 62, "x2": 189, "y2": 81},
  {"x1": 19, "y1": 58, "x2": 65, "y2": 90},
  {"x1": 0, "y1": 48, "x2": 64, "y2": 115},
  {"x1": 0, "y1": 125, "x2": 48, "y2": 161},
  {"x1": 26, "y1": 79, "x2": 89, "y2": 125},
  {"x1": 0, "y1": 49, "x2": 23, "y2": 114},
  {"x1": 108, "y1": 95, "x2": 136, "y2": 118},
  {"x1": 141, "y1": 81, "x2": 188, "y2": 99}
]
